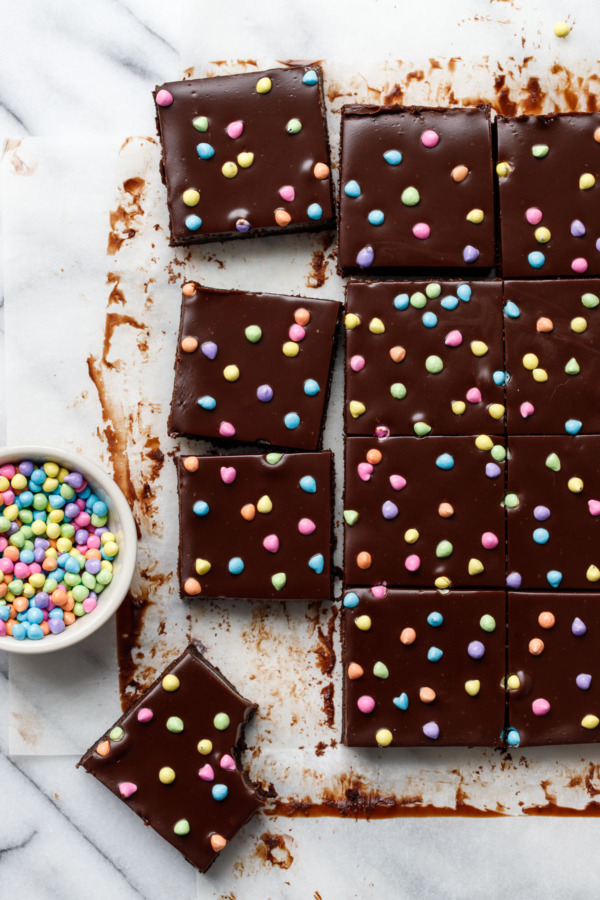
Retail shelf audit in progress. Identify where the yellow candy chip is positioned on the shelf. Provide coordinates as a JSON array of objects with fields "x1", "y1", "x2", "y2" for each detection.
[
  {"x1": 582, "y1": 715, "x2": 600, "y2": 730},
  {"x1": 32, "y1": 520, "x2": 47, "y2": 535},
  {"x1": 522, "y1": 353, "x2": 539, "y2": 370},
  {"x1": 464, "y1": 680, "x2": 481, "y2": 696},
  {"x1": 182, "y1": 189, "x2": 200, "y2": 207},
  {"x1": 222, "y1": 161, "x2": 238, "y2": 179},
  {"x1": 586, "y1": 565, "x2": 600, "y2": 583},
  {"x1": 44, "y1": 462, "x2": 60, "y2": 478},
  {"x1": 580, "y1": 173, "x2": 596, "y2": 190},
  {"x1": 571, "y1": 316, "x2": 588, "y2": 333},
  {"x1": 195, "y1": 558, "x2": 211, "y2": 575},
  {"x1": 4, "y1": 505, "x2": 18, "y2": 521},
  {"x1": 282, "y1": 341, "x2": 299, "y2": 357},
  {"x1": 404, "y1": 528, "x2": 419, "y2": 544},
  {"x1": 355, "y1": 615, "x2": 372, "y2": 631},
  {"x1": 369, "y1": 317, "x2": 385, "y2": 334},
  {"x1": 488, "y1": 403, "x2": 505, "y2": 420},
  {"x1": 375, "y1": 728, "x2": 393, "y2": 747},
  {"x1": 451, "y1": 401, "x2": 466, "y2": 416},
  {"x1": 466, "y1": 208, "x2": 484, "y2": 224},
  {"x1": 237, "y1": 152, "x2": 254, "y2": 168},
  {"x1": 496, "y1": 161, "x2": 513, "y2": 178},
  {"x1": 568, "y1": 477, "x2": 584, "y2": 493},
  {"x1": 554, "y1": 20, "x2": 570, "y2": 37},
  {"x1": 162, "y1": 674, "x2": 180, "y2": 692},
  {"x1": 345, "y1": 313, "x2": 361, "y2": 330},
  {"x1": 257, "y1": 495, "x2": 273, "y2": 514},
  {"x1": 47, "y1": 523, "x2": 61, "y2": 540},
  {"x1": 470, "y1": 340, "x2": 488, "y2": 357},
  {"x1": 532, "y1": 368, "x2": 548, "y2": 382},
  {"x1": 43, "y1": 477, "x2": 59, "y2": 492},
  {"x1": 435, "y1": 576, "x2": 451, "y2": 590},
  {"x1": 506, "y1": 674, "x2": 521, "y2": 690},
  {"x1": 11, "y1": 474, "x2": 27, "y2": 490},
  {"x1": 534, "y1": 226, "x2": 551, "y2": 244},
  {"x1": 0, "y1": 477, "x2": 8, "y2": 492},
  {"x1": 159, "y1": 766, "x2": 176, "y2": 784},
  {"x1": 468, "y1": 558, "x2": 484, "y2": 576},
  {"x1": 223, "y1": 365, "x2": 240, "y2": 382},
  {"x1": 256, "y1": 76, "x2": 272, "y2": 94},
  {"x1": 475, "y1": 434, "x2": 493, "y2": 451},
  {"x1": 197, "y1": 739, "x2": 213, "y2": 755},
  {"x1": 349, "y1": 400, "x2": 366, "y2": 419}
]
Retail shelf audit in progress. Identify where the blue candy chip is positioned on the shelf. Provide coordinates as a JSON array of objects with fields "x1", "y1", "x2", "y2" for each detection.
[
  {"x1": 435, "y1": 453, "x2": 455, "y2": 470},
  {"x1": 368, "y1": 209, "x2": 385, "y2": 226},
  {"x1": 193, "y1": 501, "x2": 209, "y2": 517},
  {"x1": 457, "y1": 284, "x2": 472, "y2": 302},
  {"x1": 27, "y1": 624, "x2": 44, "y2": 640},
  {"x1": 393, "y1": 693, "x2": 409, "y2": 710},
  {"x1": 383, "y1": 149, "x2": 402, "y2": 165},
  {"x1": 196, "y1": 142, "x2": 215, "y2": 159},
  {"x1": 528, "y1": 251, "x2": 545, "y2": 268},
  {"x1": 284, "y1": 412, "x2": 300, "y2": 430},
  {"x1": 565, "y1": 418, "x2": 583, "y2": 434},
  {"x1": 547, "y1": 569, "x2": 563, "y2": 588},
  {"x1": 422, "y1": 312, "x2": 438, "y2": 328},
  {"x1": 212, "y1": 784, "x2": 229, "y2": 801},
  {"x1": 393, "y1": 293, "x2": 410, "y2": 310},
  {"x1": 504, "y1": 300, "x2": 520, "y2": 318},
  {"x1": 493, "y1": 370, "x2": 509, "y2": 386},
  {"x1": 307, "y1": 203, "x2": 323, "y2": 220},
  {"x1": 427, "y1": 646, "x2": 443, "y2": 662},
  {"x1": 533, "y1": 528, "x2": 550, "y2": 544},
  {"x1": 505, "y1": 728, "x2": 520, "y2": 747},
  {"x1": 302, "y1": 69, "x2": 318, "y2": 85},
  {"x1": 185, "y1": 214, "x2": 202, "y2": 231},
  {"x1": 299, "y1": 475, "x2": 317, "y2": 493},
  {"x1": 440, "y1": 295, "x2": 459, "y2": 310},
  {"x1": 228, "y1": 557, "x2": 244, "y2": 575},
  {"x1": 344, "y1": 180, "x2": 361, "y2": 198},
  {"x1": 304, "y1": 379, "x2": 320, "y2": 396},
  {"x1": 197, "y1": 395, "x2": 216, "y2": 409},
  {"x1": 427, "y1": 611, "x2": 443, "y2": 627},
  {"x1": 343, "y1": 592, "x2": 360, "y2": 608},
  {"x1": 309, "y1": 553, "x2": 325, "y2": 574}
]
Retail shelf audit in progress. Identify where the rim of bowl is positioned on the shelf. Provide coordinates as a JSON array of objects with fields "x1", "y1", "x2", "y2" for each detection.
[{"x1": 0, "y1": 445, "x2": 138, "y2": 655}]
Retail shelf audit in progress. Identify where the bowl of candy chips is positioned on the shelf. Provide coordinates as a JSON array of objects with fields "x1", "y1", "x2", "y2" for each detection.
[{"x1": 0, "y1": 446, "x2": 137, "y2": 654}]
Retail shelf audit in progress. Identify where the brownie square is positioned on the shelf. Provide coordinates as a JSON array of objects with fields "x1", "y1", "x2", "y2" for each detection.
[
  {"x1": 154, "y1": 66, "x2": 334, "y2": 245},
  {"x1": 344, "y1": 279, "x2": 505, "y2": 437},
  {"x1": 169, "y1": 283, "x2": 341, "y2": 451},
  {"x1": 506, "y1": 436, "x2": 600, "y2": 591},
  {"x1": 507, "y1": 592, "x2": 600, "y2": 746},
  {"x1": 504, "y1": 280, "x2": 600, "y2": 435},
  {"x1": 496, "y1": 114, "x2": 600, "y2": 277},
  {"x1": 342, "y1": 588, "x2": 506, "y2": 747},
  {"x1": 344, "y1": 436, "x2": 506, "y2": 589},
  {"x1": 179, "y1": 451, "x2": 333, "y2": 601},
  {"x1": 337, "y1": 105, "x2": 496, "y2": 275},
  {"x1": 78, "y1": 645, "x2": 263, "y2": 873}
]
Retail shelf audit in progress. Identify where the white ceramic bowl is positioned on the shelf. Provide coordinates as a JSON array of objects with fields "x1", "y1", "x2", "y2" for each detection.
[{"x1": 0, "y1": 445, "x2": 137, "y2": 655}]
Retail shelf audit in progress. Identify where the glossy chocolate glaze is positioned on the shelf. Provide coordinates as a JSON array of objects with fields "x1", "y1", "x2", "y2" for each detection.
[
  {"x1": 344, "y1": 279, "x2": 505, "y2": 437},
  {"x1": 507, "y1": 436, "x2": 600, "y2": 590},
  {"x1": 178, "y1": 451, "x2": 333, "y2": 601},
  {"x1": 504, "y1": 279, "x2": 600, "y2": 435},
  {"x1": 169, "y1": 283, "x2": 340, "y2": 451},
  {"x1": 154, "y1": 66, "x2": 334, "y2": 245},
  {"x1": 344, "y1": 436, "x2": 506, "y2": 588},
  {"x1": 507, "y1": 592, "x2": 600, "y2": 745},
  {"x1": 338, "y1": 106, "x2": 496, "y2": 275},
  {"x1": 342, "y1": 589, "x2": 506, "y2": 747},
  {"x1": 78, "y1": 645, "x2": 263, "y2": 873},
  {"x1": 497, "y1": 114, "x2": 600, "y2": 277}
]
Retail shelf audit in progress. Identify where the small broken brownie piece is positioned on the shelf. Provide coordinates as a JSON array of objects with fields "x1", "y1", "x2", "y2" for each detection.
[
  {"x1": 78, "y1": 644, "x2": 263, "y2": 873},
  {"x1": 169, "y1": 283, "x2": 341, "y2": 451},
  {"x1": 338, "y1": 105, "x2": 496, "y2": 275},
  {"x1": 154, "y1": 65, "x2": 334, "y2": 245},
  {"x1": 342, "y1": 588, "x2": 506, "y2": 747},
  {"x1": 178, "y1": 451, "x2": 333, "y2": 601}
]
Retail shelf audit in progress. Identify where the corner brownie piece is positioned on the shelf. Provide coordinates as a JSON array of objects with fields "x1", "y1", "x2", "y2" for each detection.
[
  {"x1": 344, "y1": 279, "x2": 505, "y2": 437},
  {"x1": 504, "y1": 280, "x2": 600, "y2": 435},
  {"x1": 342, "y1": 588, "x2": 506, "y2": 747},
  {"x1": 78, "y1": 645, "x2": 263, "y2": 873},
  {"x1": 154, "y1": 66, "x2": 334, "y2": 245},
  {"x1": 344, "y1": 436, "x2": 506, "y2": 589},
  {"x1": 338, "y1": 105, "x2": 496, "y2": 275},
  {"x1": 169, "y1": 283, "x2": 340, "y2": 451},
  {"x1": 179, "y1": 451, "x2": 333, "y2": 601},
  {"x1": 507, "y1": 593, "x2": 600, "y2": 746},
  {"x1": 506, "y1": 436, "x2": 600, "y2": 591},
  {"x1": 496, "y1": 114, "x2": 600, "y2": 277}
]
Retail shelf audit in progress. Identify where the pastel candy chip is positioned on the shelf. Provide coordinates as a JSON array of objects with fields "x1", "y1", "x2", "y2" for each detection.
[
  {"x1": 383, "y1": 149, "x2": 402, "y2": 165},
  {"x1": 463, "y1": 245, "x2": 479, "y2": 263},
  {"x1": 421, "y1": 129, "x2": 439, "y2": 147},
  {"x1": 201, "y1": 341, "x2": 218, "y2": 359},
  {"x1": 422, "y1": 721, "x2": 440, "y2": 740},
  {"x1": 466, "y1": 388, "x2": 482, "y2": 404},
  {"x1": 393, "y1": 693, "x2": 409, "y2": 710},
  {"x1": 532, "y1": 698, "x2": 551, "y2": 716},
  {"x1": 279, "y1": 185, "x2": 295, "y2": 202},
  {"x1": 436, "y1": 453, "x2": 454, "y2": 470},
  {"x1": 156, "y1": 89, "x2": 173, "y2": 106},
  {"x1": 300, "y1": 476, "x2": 317, "y2": 493},
  {"x1": 356, "y1": 245, "x2": 374, "y2": 268},
  {"x1": 358, "y1": 462, "x2": 373, "y2": 481},
  {"x1": 445, "y1": 330, "x2": 463, "y2": 347},
  {"x1": 528, "y1": 251, "x2": 545, "y2": 268},
  {"x1": 343, "y1": 592, "x2": 360, "y2": 608},
  {"x1": 526, "y1": 207, "x2": 543, "y2": 224},
  {"x1": 390, "y1": 475, "x2": 406, "y2": 491},
  {"x1": 220, "y1": 754, "x2": 236, "y2": 770},
  {"x1": 572, "y1": 617, "x2": 587, "y2": 636},
  {"x1": 118, "y1": 782, "x2": 138, "y2": 798},
  {"x1": 298, "y1": 518, "x2": 316, "y2": 535},
  {"x1": 413, "y1": 222, "x2": 431, "y2": 239},
  {"x1": 577, "y1": 673, "x2": 592, "y2": 691},
  {"x1": 520, "y1": 401, "x2": 535, "y2": 418},
  {"x1": 220, "y1": 466, "x2": 236, "y2": 483},
  {"x1": 309, "y1": 554, "x2": 325, "y2": 573},
  {"x1": 382, "y1": 501, "x2": 399, "y2": 519},
  {"x1": 263, "y1": 534, "x2": 279, "y2": 553},
  {"x1": 196, "y1": 142, "x2": 215, "y2": 159},
  {"x1": 198, "y1": 764, "x2": 215, "y2": 781},
  {"x1": 588, "y1": 500, "x2": 600, "y2": 516},
  {"x1": 303, "y1": 69, "x2": 318, "y2": 85},
  {"x1": 344, "y1": 180, "x2": 361, "y2": 197}
]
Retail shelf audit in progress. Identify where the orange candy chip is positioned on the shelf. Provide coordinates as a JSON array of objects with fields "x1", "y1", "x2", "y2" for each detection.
[
  {"x1": 96, "y1": 740, "x2": 110, "y2": 757},
  {"x1": 210, "y1": 834, "x2": 227, "y2": 852},
  {"x1": 529, "y1": 638, "x2": 544, "y2": 655},
  {"x1": 356, "y1": 551, "x2": 372, "y2": 570},
  {"x1": 419, "y1": 687, "x2": 436, "y2": 703},
  {"x1": 294, "y1": 308, "x2": 311, "y2": 326},
  {"x1": 389, "y1": 346, "x2": 406, "y2": 363},
  {"x1": 438, "y1": 502, "x2": 455, "y2": 518},
  {"x1": 313, "y1": 162, "x2": 330, "y2": 179},
  {"x1": 538, "y1": 611, "x2": 556, "y2": 629},
  {"x1": 184, "y1": 578, "x2": 202, "y2": 596},
  {"x1": 182, "y1": 282, "x2": 196, "y2": 297},
  {"x1": 241, "y1": 504, "x2": 256, "y2": 521},
  {"x1": 274, "y1": 208, "x2": 292, "y2": 226},
  {"x1": 181, "y1": 336, "x2": 199, "y2": 352},
  {"x1": 400, "y1": 627, "x2": 416, "y2": 645},
  {"x1": 366, "y1": 449, "x2": 382, "y2": 465},
  {"x1": 536, "y1": 317, "x2": 554, "y2": 333},
  {"x1": 347, "y1": 662, "x2": 364, "y2": 680},
  {"x1": 183, "y1": 457, "x2": 199, "y2": 473}
]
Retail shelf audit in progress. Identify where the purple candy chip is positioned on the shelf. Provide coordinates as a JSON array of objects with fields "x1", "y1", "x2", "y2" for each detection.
[
  {"x1": 572, "y1": 617, "x2": 587, "y2": 636},
  {"x1": 576, "y1": 673, "x2": 592, "y2": 691},
  {"x1": 422, "y1": 721, "x2": 440, "y2": 740},
  {"x1": 356, "y1": 245, "x2": 374, "y2": 268},
  {"x1": 506, "y1": 572, "x2": 522, "y2": 589},
  {"x1": 201, "y1": 341, "x2": 218, "y2": 360},
  {"x1": 463, "y1": 245, "x2": 480, "y2": 264},
  {"x1": 533, "y1": 505, "x2": 551, "y2": 521},
  {"x1": 571, "y1": 219, "x2": 586, "y2": 237},
  {"x1": 48, "y1": 619, "x2": 66, "y2": 635},
  {"x1": 485, "y1": 462, "x2": 501, "y2": 479},
  {"x1": 256, "y1": 384, "x2": 274, "y2": 403},
  {"x1": 381, "y1": 501, "x2": 399, "y2": 520},
  {"x1": 467, "y1": 640, "x2": 485, "y2": 659}
]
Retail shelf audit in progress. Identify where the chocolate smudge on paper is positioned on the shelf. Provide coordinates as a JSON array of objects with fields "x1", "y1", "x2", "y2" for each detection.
[
  {"x1": 255, "y1": 833, "x2": 294, "y2": 870},
  {"x1": 107, "y1": 177, "x2": 146, "y2": 255}
]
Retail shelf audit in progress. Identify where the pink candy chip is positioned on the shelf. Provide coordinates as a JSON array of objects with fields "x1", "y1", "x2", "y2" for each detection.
[
  {"x1": 412, "y1": 222, "x2": 431, "y2": 240},
  {"x1": 350, "y1": 355, "x2": 366, "y2": 372},
  {"x1": 481, "y1": 531, "x2": 499, "y2": 550},
  {"x1": 405, "y1": 554, "x2": 421, "y2": 572},
  {"x1": 198, "y1": 764, "x2": 215, "y2": 781},
  {"x1": 298, "y1": 517, "x2": 316, "y2": 535},
  {"x1": 220, "y1": 754, "x2": 236, "y2": 771},
  {"x1": 588, "y1": 500, "x2": 600, "y2": 516},
  {"x1": 389, "y1": 474, "x2": 406, "y2": 491},
  {"x1": 279, "y1": 185, "x2": 295, "y2": 202},
  {"x1": 466, "y1": 387, "x2": 482, "y2": 404},
  {"x1": 219, "y1": 421, "x2": 236, "y2": 438},
  {"x1": 358, "y1": 462, "x2": 374, "y2": 482},
  {"x1": 525, "y1": 207, "x2": 543, "y2": 225},
  {"x1": 520, "y1": 401, "x2": 535, "y2": 418},
  {"x1": 572, "y1": 257, "x2": 588, "y2": 273},
  {"x1": 289, "y1": 324, "x2": 306, "y2": 342},
  {"x1": 532, "y1": 698, "x2": 551, "y2": 717},
  {"x1": 220, "y1": 466, "x2": 237, "y2": 484},
  {"x1": 156, "y1": 89, "x2": 173, "y2": 107},
  {"x1": 371, "y1": 584, "x2": 388, "y2": 599},
  {"x1": 82, "y1": 597, "x2": 97, "y2": 614},
  {"x1": 263, "y1": 534, "x2": 280, "y2": 553},
  {"x1": 421, "y1": 129, "x2": 440, "y2": 147},
  {"x1": 357, "y1": 695, "x2": 376, "y2": 714},
  {"x1": 118, "y1": 782, "x2": 138, "y2": 798},
  {"x1": 445, "y1": 330, "x2": 463, "y2": 347},
  {"x1": 137, "y1": 708, "x2": 154, "y2": 723},
  {"x1": 226, "y1": 120, "x2": 244, "y2": 139}
]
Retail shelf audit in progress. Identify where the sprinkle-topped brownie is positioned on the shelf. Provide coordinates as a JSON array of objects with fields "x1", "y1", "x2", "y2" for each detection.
[
  {"x1": 344, "y1": 436, "x2": 506, "y2": 589},
  {"x1": 169, "y1": 283, "x2": 341, "y2": 450},
  {"x1": 344, "y1": 280, "x2": 505, "y2": 437},
  {"x1": 178, "y1": 451, "x2": 333, "y2": 601},
  {"x1": 506, "y1": 436, "x2": 600, "y2": 591},
  {"x1": 506, "y1": 593, "x2": 600, "y2": 746},
  {"x1": 154, "y1": 66, "x2": 334, "y2": 245},
  {"x1": 337, "y1": 105, "x2": 496, "y2": 275},
  {"x1": 504, "y1": 280, "x2": 600, "y2": 435},
  {"x1": 342, "y1": 588, "x2": 506, "y2": 747},
  {"x1": 78, "y1": 645, "x2": 263, "y2": 873},
  {"x1": 496, "y1": 113, "x2": 600, "y2": 277}
]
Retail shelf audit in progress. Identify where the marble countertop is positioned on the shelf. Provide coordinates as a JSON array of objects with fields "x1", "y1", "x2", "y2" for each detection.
[{"x1": 3, "y1": 1, "x2": 600, "y2": 897}]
